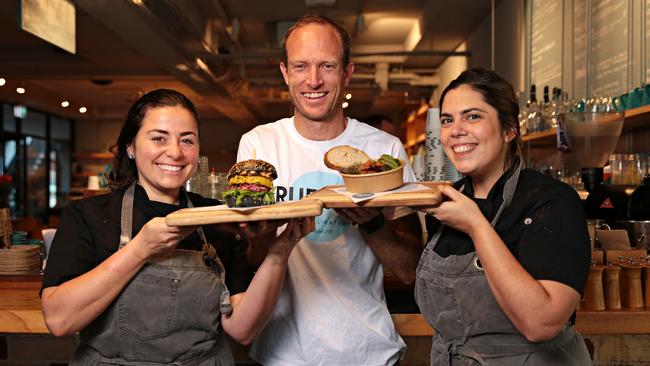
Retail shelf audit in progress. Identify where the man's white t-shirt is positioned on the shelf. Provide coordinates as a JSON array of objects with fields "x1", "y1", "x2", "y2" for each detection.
[{"x1": 237, "y1": 117, "x2": 414, "y2": 366}]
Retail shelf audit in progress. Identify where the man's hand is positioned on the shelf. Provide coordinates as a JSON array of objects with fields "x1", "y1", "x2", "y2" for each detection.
[
  {"x1": 231, "y1": 220, "x2": 289, "y2": 268},
  {"x1": 334, "y1": 207, "x2": 382, "y2": 226},
  {"x1": 267, "y1": 217, "x2": 316, "y2": 259},
  {"x1": 238, "y1": 220, "x2": 287, "y2": 239}
]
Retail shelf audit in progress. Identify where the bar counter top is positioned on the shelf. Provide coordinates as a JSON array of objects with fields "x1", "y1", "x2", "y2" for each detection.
[{"x1": 2, "y1": 275, "x2": 650, "y2": 335}]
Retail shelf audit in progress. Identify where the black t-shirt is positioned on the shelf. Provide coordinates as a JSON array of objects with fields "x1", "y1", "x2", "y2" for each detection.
[
  {"x1": 42, "y1": 185, "x2": 253, "y2": 295},
  {"x1": 426, "y1": 168, "x2": 590, "y2": 297}
]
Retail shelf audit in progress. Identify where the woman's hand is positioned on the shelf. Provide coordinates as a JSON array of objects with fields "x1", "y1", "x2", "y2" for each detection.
[
  {"x1": 420, "y1": 185, "x2": 488, "y2": 235},
  {"x1": 267, "y1": 217, "x2": 315, "y2": 259},
  {"x1": 131, "y1": 217, "x2": 197, "y2": 259}
]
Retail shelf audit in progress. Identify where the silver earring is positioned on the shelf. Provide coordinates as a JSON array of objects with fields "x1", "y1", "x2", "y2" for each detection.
[{"x1": 128, "y1": 154, "x2": 134, "y2": 159}]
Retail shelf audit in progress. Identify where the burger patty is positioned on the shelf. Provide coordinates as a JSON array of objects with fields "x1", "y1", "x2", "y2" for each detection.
[{"x1": 228, "y1": 183, "x2": 269, "y2": 192}]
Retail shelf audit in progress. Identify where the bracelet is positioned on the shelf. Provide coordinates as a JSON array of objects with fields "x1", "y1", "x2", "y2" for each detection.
[{"x1": 358, "y1": 213, "x2": 385, "y2": 234}]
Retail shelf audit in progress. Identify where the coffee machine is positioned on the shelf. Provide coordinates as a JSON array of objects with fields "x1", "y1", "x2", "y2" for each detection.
[{"x1": 558, "y1": 112, "x2": 628, "y2": 220}]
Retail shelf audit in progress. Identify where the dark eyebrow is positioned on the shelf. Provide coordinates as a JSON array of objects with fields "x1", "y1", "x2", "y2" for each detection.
[
  {"x1": 147, "y1": 130, "x2": 197, "y2": 137},
  {"x1": 440, "y1": 112, "x2": 452, "y2": 118},
  {"x1": 461, "y1": 108, "x2": 488, "y2": 115}
]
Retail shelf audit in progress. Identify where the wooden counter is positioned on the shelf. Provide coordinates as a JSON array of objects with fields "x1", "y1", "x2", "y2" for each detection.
[{"x1": 3, "y1": 276, "x2": 650, "y2": 336}]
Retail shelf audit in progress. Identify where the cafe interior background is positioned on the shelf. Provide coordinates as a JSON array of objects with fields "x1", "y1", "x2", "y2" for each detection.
[{"x1": 1, "y1": 0, "x2": 650, "y2": 365}]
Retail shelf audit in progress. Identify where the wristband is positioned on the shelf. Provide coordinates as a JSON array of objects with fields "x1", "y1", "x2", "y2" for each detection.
[{"x1": 358, "y1": 213, "x2": 385, "y2": 234}]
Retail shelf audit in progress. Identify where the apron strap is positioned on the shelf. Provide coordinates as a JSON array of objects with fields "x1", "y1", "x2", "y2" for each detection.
[
  {"x1": 433, "y1": 338, "x2": 488, "y2": 366},
  {"x1": 118, "y1": 183, "x2": 231, "y2": 315},
  {"x1": 119, "y1": 184, "x2": 136, "y2": 249},
  {"x1": 434, "y1": 324, "x2": 578, "y2": 364}
]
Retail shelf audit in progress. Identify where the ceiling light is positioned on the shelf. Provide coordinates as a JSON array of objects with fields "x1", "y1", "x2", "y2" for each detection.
[
  {"x1": 79, "y1": 106, "x2": 87, "y2": 113},
  {"x1": 345, "y1": 93, "x2": 352, "y2": 100},
  {"x1": 354, "y1": 13, "x2": 367, "y2": 35},
  {"x1": 16, "y1": 87, "x2": 26, "y2": 94},
  {"x1": 61, "y1": 101, "x2": 70, "y2": 108},
  {"x1": 0, "y1": 78, "x2": 5, "y2": 86},
  {"x1": 342, "y1": 102, "x2": 349, "y2": 108}
]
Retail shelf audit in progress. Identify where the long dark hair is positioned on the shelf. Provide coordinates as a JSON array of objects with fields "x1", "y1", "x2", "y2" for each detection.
[
  {"x1": 281, "y1": 14, "x2": 351, "y2": 68},
  {"x1": 439, "y1": 68, "x2": 522, "y2": 169},
  {"x1": 107, "y1": 89, "x2": 200, "y2": 190}
]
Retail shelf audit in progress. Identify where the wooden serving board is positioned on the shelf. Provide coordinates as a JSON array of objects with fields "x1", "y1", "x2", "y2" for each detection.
[
  {"x1": 305, "y1": 182, "x2": 448, "y2": 208},
  {"x1": 165, "y1": 200, "x2": 323, "y2": 226}
]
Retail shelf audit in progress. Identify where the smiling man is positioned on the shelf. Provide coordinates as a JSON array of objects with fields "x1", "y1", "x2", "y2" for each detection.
[{"x1": 235, "y1": 15, "x2": 423, "y2": 366}]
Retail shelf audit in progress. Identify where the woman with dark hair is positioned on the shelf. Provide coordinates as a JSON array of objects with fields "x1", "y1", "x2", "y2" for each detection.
[
  {"x1": 41, "y1": 89, "x2": 314, "y2": 365},
  {"x1": 416, "y1": 69, "x2": 591, "y2": 365}
]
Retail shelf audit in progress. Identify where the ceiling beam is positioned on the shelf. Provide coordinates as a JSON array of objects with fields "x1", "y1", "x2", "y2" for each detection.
[{"x1": 74, "y1": 0, "x2": 256, "y2": 127}]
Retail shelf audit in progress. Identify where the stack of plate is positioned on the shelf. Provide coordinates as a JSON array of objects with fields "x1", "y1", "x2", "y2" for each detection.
[
  {"x1": 10, "y1": 231, "x2": 28, "y2": 245},
  {"x1": 0, "y1": 208, "x2": 11, "y2": 248},
  {"x1": 0, "y1": 245, "x2": 42, "y2": 275}
]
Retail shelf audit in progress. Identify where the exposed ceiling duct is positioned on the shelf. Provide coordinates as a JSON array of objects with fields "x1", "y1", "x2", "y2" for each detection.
[{"x1": 74, "y1": 0, "x2": 256, "y2": 126}]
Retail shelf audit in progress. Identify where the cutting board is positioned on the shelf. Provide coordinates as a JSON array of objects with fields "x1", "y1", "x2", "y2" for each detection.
[
  {"x1": 305, "y1": 182, "x2": 448, "y2": 208},
  {"x1": 165, "y1": 200, "x2": 323, "y2": 226}
]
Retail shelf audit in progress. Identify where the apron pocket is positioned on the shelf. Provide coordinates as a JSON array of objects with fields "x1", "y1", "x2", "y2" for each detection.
[
  {"x1": 119, "y1": 273, "x2": 179, "y2": 340},
  {"x1": 415, "y1": 276, "x2": 464, "y2": 338}
]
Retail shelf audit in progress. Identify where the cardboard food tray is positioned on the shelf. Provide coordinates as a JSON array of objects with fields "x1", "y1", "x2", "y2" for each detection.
[
  {"x1": 305, "y1": 182, "x2": 448, "y2": 208},
  {"x1": 165, "y1": 200, "x2": 323, "y2": 226}
]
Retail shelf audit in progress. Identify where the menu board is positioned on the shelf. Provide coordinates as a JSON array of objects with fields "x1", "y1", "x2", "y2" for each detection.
[
  {"x1": 530, "y1": 0, "x2": 563, "y2": 89},
  {"x1": 589, "y1": 0, "x2": 629, "y2": 97},
  {"x1": 573, "y1": 0, "x2": 587, "y2": 99}
]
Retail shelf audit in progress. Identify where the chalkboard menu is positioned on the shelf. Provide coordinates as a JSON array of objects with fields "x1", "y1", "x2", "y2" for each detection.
[
  {"x1": 573, "y1": 0, "x2": 587, "y2": 99},
  {"x1": 530, "y1": 0, "x2": 563, "y2": 89},
  {"x1": 589, "y1": 0, "x2": 629, "y2": 97}
]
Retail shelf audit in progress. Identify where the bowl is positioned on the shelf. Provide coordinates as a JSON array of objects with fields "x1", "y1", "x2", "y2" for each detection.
[{"x1": 340, "y1": 160, "x2": 405, "y2": 193}]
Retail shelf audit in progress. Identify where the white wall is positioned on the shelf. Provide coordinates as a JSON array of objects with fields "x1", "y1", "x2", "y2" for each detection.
[{"x1": 434, "y1": 0, "x2": 525, "y2": 98}]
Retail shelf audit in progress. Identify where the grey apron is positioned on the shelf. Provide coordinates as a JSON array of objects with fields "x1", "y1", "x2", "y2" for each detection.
[
  {"x1": 70, "y1": 184, "x2": 235, "y2": 365},
  {"x1": 415, "y1": 161, "x2": 591, "y2": 365}
]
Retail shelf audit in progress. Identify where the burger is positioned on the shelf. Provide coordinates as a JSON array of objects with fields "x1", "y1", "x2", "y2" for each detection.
[{"x1": 222, "y1": 159, "x2": 277, "y2": 207}]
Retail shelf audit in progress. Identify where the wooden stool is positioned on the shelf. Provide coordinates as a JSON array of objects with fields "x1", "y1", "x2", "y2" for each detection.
[
  {"x1": 583, "y1": 264, "x2": 606, "y2": 311},
  {"x1": 603, "y1": 265, "x2": 622, "y2": 310}
]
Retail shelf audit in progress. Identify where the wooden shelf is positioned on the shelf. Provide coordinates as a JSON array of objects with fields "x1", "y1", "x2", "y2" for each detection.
[
  {"x1": 404, "y1": 133, "x2": 425, "y2": 149},
  {"x1": 521, "y1": 128, "x2": 557, "y2": 143},
  {"x1": 73, "y1": 152, "x2": 114, "y2": 161},
  {"x1": 3, "y1": 276, "x2": 650, "y2": 335},
  {"x1": 72, "y1": 172, "x2": 101, "y2": 178},
  {"x1": 522, "y1": 105, "x2": 650, "y2": 148}
]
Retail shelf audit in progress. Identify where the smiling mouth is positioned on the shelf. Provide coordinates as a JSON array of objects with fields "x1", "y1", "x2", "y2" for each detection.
[
  {"x1": 157, "y1": 164, "x2": 183, "y2": 172},
  {"x1": 302, "y1": 92, "x2": 328, "y2": 99},
  {"x1": 452, "y1": 144, "x2": 477, "y2": 153}
]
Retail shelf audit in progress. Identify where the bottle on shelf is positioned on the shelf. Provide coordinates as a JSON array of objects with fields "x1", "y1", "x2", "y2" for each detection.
[
  {"x1": 208, "y1": 168, "x2": 220, "y2": 200},
  {"x1": 518, "y1": 91, "x2": 529, "y2": 136},
  {"x1": 526, "y1": 84, "x2": 545, "y2": 133}
]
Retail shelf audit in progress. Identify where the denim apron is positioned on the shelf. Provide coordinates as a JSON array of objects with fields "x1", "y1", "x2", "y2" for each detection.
[
  {"x1": 415, "y1": 161, "x2": 591, "y2": 365},
  {"x1": 70, "y1": 184, "x2": 235, "y2": 365}
]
